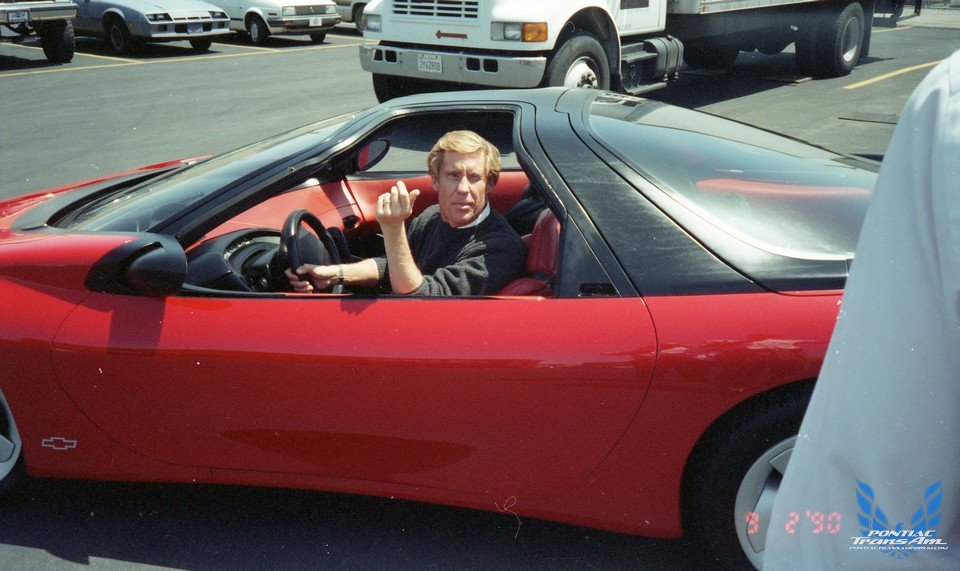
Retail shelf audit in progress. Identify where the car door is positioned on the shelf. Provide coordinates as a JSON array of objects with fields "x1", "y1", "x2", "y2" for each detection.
[
  {"x1": 73, "y1": 0, "x2": 103, "y2": 34},
  {"x1": 51, "y1": 289, "x2": 656, "y2": 500}
]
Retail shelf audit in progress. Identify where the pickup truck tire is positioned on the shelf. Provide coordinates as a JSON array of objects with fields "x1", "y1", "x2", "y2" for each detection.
[
  {"x1": 189, "y1": 38, "x2": 213, "y2": 52},
  {"x1": 247, "y1": 15, "x2": 270, "y2": 46},
  {"x1": 105, "y1": 16, "x2": 136, "y2": 54},
  {"x1": 39, "y1": 20, "x2": 75, "y2": 63},
  {"x1": 683, "y1": 43, "x2": 739, "y2": 68},
  {"x1": 545, "y1": 33, "x2": 610, "y2": 89}
]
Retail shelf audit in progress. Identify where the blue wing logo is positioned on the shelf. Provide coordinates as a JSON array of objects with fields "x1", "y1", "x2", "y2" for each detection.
[{"x1": 856, "y1": 480, "x2": 943, "y2": 559}]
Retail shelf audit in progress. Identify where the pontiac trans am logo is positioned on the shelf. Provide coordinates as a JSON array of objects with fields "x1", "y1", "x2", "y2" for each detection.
[{"x1": 854, "y1": 480, "x2": 947, "y2": 557}]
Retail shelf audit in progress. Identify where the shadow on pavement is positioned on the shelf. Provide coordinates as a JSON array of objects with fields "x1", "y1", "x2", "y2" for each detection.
[{"x1": 1, "y1": 479, "x2": 705, "y2": 569}]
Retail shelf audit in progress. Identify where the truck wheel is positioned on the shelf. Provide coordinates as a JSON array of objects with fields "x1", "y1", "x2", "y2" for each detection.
[
  {"x1": 189, "y1": 38, "x2": 213, "y2": 52},
  {"x1": 683, "y1": 43, "x2": 739, "y2": 68},
  {"x1": 105, "y1": 16, "x2": 135, "y2": 54},
  {"x1": 544, "y1": 33, "x2": 610, "y2": 89},
  {"x1": 810, "y1": 2, "x2": 865, "y2": 78},
  {"x1": 0, "y1": 390, "x2": 27, "y2": 501},
  {"x1": 371, "y1": 73, "x2": 428, "y2": 103},
  {"x1": 247, "y1": 15, "x2": 270, "y2": 46},
  {"x1": 40, "y1": 20, "x2": 75, "y2": 63},
  {"x1": 685, "y1": 389, "x2": 810, "y2": 569},
  {"x1": 353, "y1": 3, "x2": 366, "y2": 33}
]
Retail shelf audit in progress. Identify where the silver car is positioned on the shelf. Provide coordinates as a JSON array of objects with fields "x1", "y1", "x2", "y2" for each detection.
[
  {"x1": 73, "y1": 0, "x2": 230, "y2": 53},
  {"x1": 332, "y1": 0, "x2": 364, "y2": 32}
]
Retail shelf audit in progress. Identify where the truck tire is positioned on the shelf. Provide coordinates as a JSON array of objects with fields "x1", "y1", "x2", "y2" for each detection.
[
  {"x1": 372, "y1": 73, "x2": 429, "y2": 103},
  {"x1": 40, "y1": 20, "x2": 75, "y2": 63},
  {"x1": 544, "y1": 32, "x2": 610, "y2": 89},
  {"x1": 683, "y1": 43, "x2": 739, "y2": 69},
  {"x1": 802, "y1": 2, "x2": 865, "y2": 78},
  {"x1": 352, "y1": 3, "x2": 366, "y2": 33},
  {"x1": 0, "y1": 390, "x2": 27, "y2": 502},
  {"x1": 247, "y1": 15, "x2": 270, "y2": 46},
  {"x1": 685, "y1": 389, "x2": 810, "y2": 569}
]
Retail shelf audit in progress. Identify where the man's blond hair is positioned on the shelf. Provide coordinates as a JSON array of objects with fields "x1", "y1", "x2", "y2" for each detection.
[{"x1": 427, "y1": 130, "x2": 500, "y2": 190}]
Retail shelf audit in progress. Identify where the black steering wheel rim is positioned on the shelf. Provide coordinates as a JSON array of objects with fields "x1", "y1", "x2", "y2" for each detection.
[{"x1": 280, "y1": 209, "x2": 343, "y2": 294}]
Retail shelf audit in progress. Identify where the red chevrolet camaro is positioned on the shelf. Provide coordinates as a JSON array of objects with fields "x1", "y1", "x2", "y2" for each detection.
[{"x1": 0, "y1": 88, "x2": 877, "y2": 567}]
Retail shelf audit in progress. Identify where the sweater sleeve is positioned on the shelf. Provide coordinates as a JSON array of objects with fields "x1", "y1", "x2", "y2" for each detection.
[{"x1": 410, "y1": 230, "x2": 527, "y2": 296}]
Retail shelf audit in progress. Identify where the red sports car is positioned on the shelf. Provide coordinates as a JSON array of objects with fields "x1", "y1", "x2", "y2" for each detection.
[{"x1": 0, "y1": 88, "x2": 876, "y2": 568}]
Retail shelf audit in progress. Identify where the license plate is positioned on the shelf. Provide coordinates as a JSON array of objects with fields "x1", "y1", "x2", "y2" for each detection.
[
  {"x1": 417, "y1": 53, "x2": 442, "y2": 74},
  {"x1": 309, "y1": 16, "x2": 322, "y2": 26},
  {"x1": 187, "y1": 23, "x2": 202, "y2": 34},
  {"x1": 9, "y1": 10, "x2": 29, "y2": 23}
]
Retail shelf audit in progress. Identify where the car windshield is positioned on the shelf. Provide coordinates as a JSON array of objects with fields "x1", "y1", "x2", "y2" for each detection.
[
  {"x1": 59, "y1": 114, "x2": 357, "y2": 232},
  {"x1": 586, "y1": 94, "x2": 877, "y2": 259}
]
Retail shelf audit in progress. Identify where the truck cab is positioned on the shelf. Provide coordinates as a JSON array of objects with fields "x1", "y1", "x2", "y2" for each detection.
[{"x1": 359, "y1": 0, "x2": 873, "y2": 102}]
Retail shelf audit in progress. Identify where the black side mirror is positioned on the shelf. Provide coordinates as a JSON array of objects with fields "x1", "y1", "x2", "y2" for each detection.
[{"x1": 86, "y1": 234, "x2": 187, "y2": 297}]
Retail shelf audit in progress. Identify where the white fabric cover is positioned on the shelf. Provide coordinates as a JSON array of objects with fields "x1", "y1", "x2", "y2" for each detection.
[{"x1": 764, "y1": 50, "x2": 960, "y2": 570}]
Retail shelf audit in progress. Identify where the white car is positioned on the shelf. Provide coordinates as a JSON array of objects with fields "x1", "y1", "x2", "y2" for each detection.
[{"x1": 221, "y1": 0, "x2": 339, "y2": 45}]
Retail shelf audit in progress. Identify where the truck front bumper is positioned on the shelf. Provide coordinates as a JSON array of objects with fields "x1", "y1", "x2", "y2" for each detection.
[
  {"x1": 0, "y1": 2, "x2": 77, "y2": 25},
  {"x1": 360, "y1": 43, "x2": 547, "y2": 88},
  {"x1": 266, "y1": 15, "x2": 340, "y2": 35}
]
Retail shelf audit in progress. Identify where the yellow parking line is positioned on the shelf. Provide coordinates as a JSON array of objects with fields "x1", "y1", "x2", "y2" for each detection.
[
  {"x1": 845, "y1": 59, "x2": 943, "y2": 90},
  {"x1": 0, "y1": 38, "x2": 373, "y2": 79},
  {"x1": 4, "y1": 40, "x2": 138, "y2": 63}
]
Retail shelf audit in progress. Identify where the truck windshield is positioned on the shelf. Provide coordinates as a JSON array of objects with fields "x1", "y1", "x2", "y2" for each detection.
[
  {"x1": 59, "y1": 114, "x2": 355, "y2": 232},
  {"x1": 586, "y1": 93, "x2": 877, "y2": 259}
]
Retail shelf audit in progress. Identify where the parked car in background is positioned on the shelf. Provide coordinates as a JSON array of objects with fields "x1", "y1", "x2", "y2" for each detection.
[
  {"x1": 222, "y1": 0, "x2": 338, "y2": 45},
  {"x1": 332, "y1": 0, "x2": 363, "y2": 32},
  {"x1": 72, "y1": 0, "x2": 230, "y2": 53}
]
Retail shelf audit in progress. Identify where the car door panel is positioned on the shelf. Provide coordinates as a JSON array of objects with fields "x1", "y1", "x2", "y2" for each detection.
[{"x1": 51, "y1": 294, "x2": 656, "y2": 499}]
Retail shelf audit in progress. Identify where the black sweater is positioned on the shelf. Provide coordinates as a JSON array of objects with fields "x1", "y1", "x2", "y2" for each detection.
[{"x1": 374, "y1": 205, "x2": 527, "y2": 296}]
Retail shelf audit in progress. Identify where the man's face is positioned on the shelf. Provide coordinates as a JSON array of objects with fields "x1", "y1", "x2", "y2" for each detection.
[{"x1": 432, "y1": 150, "x2": 490, "y2": 228}]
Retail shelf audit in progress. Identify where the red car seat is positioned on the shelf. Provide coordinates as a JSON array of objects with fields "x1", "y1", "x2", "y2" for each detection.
[{"x1": 499, "y1": 209, "x2": 561, "y2": 296}]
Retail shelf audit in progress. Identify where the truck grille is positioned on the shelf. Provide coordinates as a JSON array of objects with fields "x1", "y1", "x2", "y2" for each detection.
[{"x1": 392, "y1": 0, "x2": 478, "y2": 19}]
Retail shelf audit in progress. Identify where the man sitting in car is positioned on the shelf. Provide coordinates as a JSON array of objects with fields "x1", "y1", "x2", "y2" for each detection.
[{"x1": 286, "y1": 130, "x2": 527, "y2": 296}]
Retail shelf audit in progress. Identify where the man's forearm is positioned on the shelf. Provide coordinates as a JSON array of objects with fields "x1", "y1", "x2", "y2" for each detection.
[
  {"x1": 343, "y1": 258, "x2": 381, "y2": 288},
  {"x1": 381, "y1": 223, "x2": 424, "y2": 294}
]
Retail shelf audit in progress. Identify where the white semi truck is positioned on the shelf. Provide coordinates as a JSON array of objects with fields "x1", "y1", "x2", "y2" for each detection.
[
  {"x1": 359, "y1": 0, "x2": 874, "y2": 102},
  {"x1": 1, "y1": 0, "x2": 77, "y2": 63}
]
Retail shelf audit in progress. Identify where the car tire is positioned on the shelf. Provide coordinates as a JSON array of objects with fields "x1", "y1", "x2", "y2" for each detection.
[
  {"x1": 683, "y1": 42, "x2": 740, "y2": 69},
  {"x1": 189, "y1": 37, "x2": 213, "y2": 52},
  {"x1": 39, "y1": 20, "x2": 75, "y2": 63},
  {"x1": 247, "y1": 15, "x2": 270, "y2": 46},
  {"x1": 309, "y1": 32, "x2": 326, "y2": 43},
  {"x1": 352, "y1": 3, "x2": 366, "y2": 33},
  {"x1": 685, "y1": 388, "x2": 811, "y2": 569},
  {"x1": 0, "y1": 390, "x2": 27, "y2": 502},
  {"x1": 105, "y1": 16, "x2": 136, "y2": 54},
  {"x1": 544, "y1": 32, "x2": 610, "y2": 89}
]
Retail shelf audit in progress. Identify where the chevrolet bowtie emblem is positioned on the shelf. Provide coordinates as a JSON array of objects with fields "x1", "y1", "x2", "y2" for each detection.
[
  {"x1": 42, "y1": 437, "x2": 78, "y2": 451},
  {"x1": 436, "y1": 30, "x2": 467, "y2": 39}
]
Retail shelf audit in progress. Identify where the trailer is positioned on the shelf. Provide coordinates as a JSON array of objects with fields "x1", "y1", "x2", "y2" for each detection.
[
  {"x1": 358, "y1": 0, "x2": 874, "y2": 102},
  {"x1": 1, "y1": 0, "x2": 77, "y2": 63}
]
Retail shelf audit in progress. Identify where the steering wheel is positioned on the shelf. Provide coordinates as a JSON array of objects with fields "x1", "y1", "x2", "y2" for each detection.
[{"x1": 277, "y1": 209, "x2": 344, "y2": 294}]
